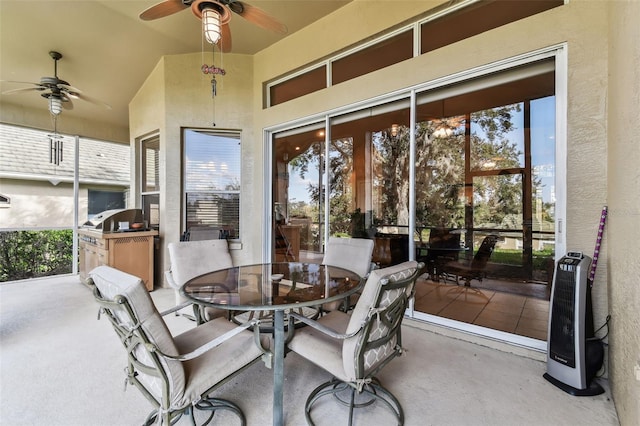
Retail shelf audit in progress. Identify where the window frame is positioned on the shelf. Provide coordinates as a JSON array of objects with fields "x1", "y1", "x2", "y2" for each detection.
[
  {"x1": 265, "y1": 45, "x2": 567, "y2": 350},
  {"x1": 87, "y1": 189, "x2": 126, "y2": 218},
  {"x1": 140, "y1": 134, "x2": 160, "y2": 229},
  {"x1": 181, "y1": 128, "x2": 242, "y2": 240}
]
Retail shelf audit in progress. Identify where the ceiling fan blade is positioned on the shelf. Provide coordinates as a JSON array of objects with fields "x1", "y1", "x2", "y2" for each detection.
[
  {"x1": 140, "y1": 0, "x2": 188, "y2": 21},
  {"x1": 59, "y1": 83, "x2": 83, "y2": 94},
  {"x1": 220, "y1": 23, "x2": 232, "y2": 53},
  {"x1": 233, "y1": 1, "x2": 287, "y2": 34},
  {"x1": 73, "y1": 93, "x2": 112, "y2": 110},
  {"x1": 2, "y1": 86, "x2": 43, "y2": 95},
  {"x1": 2, "y1": 80, "x2": 42, "y2": 86},
  {"x1": 62, "y1": 97, "x2": 74, "y2": 111}
]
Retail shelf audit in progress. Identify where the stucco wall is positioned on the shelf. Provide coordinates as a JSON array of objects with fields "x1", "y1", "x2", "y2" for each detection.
[
  {"x1": 129, "y1": 52, "x2": 256, "y2": 278},
  {"x1": 607, "y1": 0, "x2": 640, "y2": 423},
  {"x1": 0, "y1": 179, "x2": 96, "y2": 228},
  {"x1": 129, "y1": 58, "x2": 167, "y2": 139}
]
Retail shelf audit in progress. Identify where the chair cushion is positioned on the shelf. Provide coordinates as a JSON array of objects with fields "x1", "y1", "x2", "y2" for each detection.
[
  {"x1": 322, "y1": 237, "x2": 375, "y2": 278},
  {"x1": 167, "y1": 240, "x2": 233, "y2": 288},
  {"x1": 90, "y1": 266, "x2": 186, "y2": 407},
  {"x1": 289, "y1": 262, "x2": 419, "y2": 382},
  {"x1": 287, "y1": 310, "x2": 351, "y2": 381},
  {"x1": 343, "y1": 261, "x2": 418, "y2": 379},
  {"x1": 321, "y1": 237, "x2": 375, "y2": 311},
  {"x1": 173, "y1": 317, "x2": 266, "y2": 407}
]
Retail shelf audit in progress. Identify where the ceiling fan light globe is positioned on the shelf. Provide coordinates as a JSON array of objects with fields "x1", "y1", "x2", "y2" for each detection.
[
  {"x1": 203, "y1": 8, "x2": 221, "y2": 44},
  {"x1": 49, "y1": 96, "x2": 63, "y2": 116}
]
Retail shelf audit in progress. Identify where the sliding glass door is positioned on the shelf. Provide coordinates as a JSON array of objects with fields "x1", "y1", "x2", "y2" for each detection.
[
  {"x1": 328, "y1": 98, "x2": 412, "y2": 266},
  {"x1": 272, "y1": 123, "x2": 325, "y2": 261},
  {"x1": 268, "y1": 50, "x2": 563, "y2": 344}
]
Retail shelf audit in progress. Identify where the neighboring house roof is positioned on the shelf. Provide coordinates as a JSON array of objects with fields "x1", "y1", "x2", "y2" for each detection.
[{"x1": 0, "y1": 123, "x2": 129, "y2": 186}]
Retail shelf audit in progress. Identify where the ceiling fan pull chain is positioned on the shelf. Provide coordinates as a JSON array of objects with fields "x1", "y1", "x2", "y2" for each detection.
[
  {"x1": 211, "y1": 79, "x2": 216, "y2": 127},
  {"x1": 211, "y1": 76, "x2": 217, "y2": 97}
]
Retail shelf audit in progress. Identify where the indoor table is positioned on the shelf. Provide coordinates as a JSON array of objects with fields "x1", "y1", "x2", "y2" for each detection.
[
  {"x1": 416, "y1": 244, "x2": 469, "y2": 280},
  {"x1": 181, "y1": 262, "x2": 363, "y2": 426}
]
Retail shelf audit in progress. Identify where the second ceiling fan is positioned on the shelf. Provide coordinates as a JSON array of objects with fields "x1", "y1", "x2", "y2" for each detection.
[{"x1": 140, "y1": 0, "x2": 288, "y2": 52}]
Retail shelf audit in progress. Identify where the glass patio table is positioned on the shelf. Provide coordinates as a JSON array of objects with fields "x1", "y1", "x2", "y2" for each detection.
[{"x1": 181, "y1": 262, "x2": 363, "y2": 426}]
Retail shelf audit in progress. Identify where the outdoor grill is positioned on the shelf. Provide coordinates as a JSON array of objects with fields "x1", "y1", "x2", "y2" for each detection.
[
  {"x1": 78, "y1": 208, "x2": 156, "y2": 290},
  {"x1": 81, "y1": 209, "x2": 143, "y2": 233}
]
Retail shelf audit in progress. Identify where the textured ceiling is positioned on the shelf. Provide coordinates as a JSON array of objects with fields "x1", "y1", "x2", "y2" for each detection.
[{"x1": 0, "y1": 1, "x2": 352, "y2": 130}]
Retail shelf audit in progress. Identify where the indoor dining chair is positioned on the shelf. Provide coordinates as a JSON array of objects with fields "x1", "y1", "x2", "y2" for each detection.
[
  {"x1": 287, "y1": 261, "x2": 424, "y2": 425},
  {"x1": 440, "y1": 234, "x2": 499, "y2": 286},
  {"x1": 89, "y1": 265, "x2": 268, "y2": 426}
]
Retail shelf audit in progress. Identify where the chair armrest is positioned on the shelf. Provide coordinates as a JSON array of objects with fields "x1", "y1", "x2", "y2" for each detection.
[
  {"x1": 162, "y1": 270, "x2": 233, "y2": 319},
  {"x1": 158, "y1": 301, "x2": 193, "y2": 317},
  {"x1": 160, "y1": 270, "x2": 194, "y2": 316},
  {"x1": 145, "y1": 319, "x2": 259, "y2": 362},
  {"x1": 165, "y1": 270, "x2": 178, "y2": 289},
  {"x1": 288, "y1": 312, "x2": 363, "y2": 340}
]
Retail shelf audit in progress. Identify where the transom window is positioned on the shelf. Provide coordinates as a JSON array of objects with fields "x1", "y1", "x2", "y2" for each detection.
[{"x1": 265, "y1": 0, "x2": 563, "y2": 107}]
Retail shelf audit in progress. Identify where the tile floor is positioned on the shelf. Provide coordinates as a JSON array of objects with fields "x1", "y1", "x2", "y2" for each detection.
[{"x1": 413, "y1": 277, "x2": 550, "y2": 340}]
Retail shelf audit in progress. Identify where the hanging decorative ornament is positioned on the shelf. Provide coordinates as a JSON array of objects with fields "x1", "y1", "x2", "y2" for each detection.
[
  {"x1": 201, "y1": 64, "x2": 227, "y2": 76},
  {"x1": 210, "y1": 76, "x2": 217, "y2": 97},
  {"x1": 200, "y1": 36, "x2": 226, "y2": 126},
  {"x1": 48, "y1": 116, "x2": 64, "y2": 165},
  {"x1": 48, "y1": 133, "x2": 64, "y2": 165},
  {"x1": 201, "y1": 64, "x2": 226, "y2": 98}
]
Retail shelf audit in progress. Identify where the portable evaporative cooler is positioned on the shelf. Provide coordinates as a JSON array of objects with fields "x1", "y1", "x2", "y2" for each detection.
[{"x1": 543, "y1": 252, "x2": 604, "y2": 396}]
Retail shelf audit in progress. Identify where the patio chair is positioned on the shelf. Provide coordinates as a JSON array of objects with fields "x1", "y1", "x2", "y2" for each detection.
[
  {"x1": 186, "y1": 226, "x2": 225, "y2": 241},
  {"x1": 287, "y1": 261, "x2": 424, "y2": 425},
  {"x1": 440, "y1": 235, "x2": 499, "y2": 286},
  {"x1": 89, "y1": 265, "x2": 268, "y2": 426},
  {"x1": 166, "y1": 239, "x2": 234, "y2": 322},
  {"x1": 321, "y1": 236, "x2": 375, "y2": 311}
]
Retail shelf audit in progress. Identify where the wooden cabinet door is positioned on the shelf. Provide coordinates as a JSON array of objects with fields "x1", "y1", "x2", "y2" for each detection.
[
  {"x1": 79, "y1": 240, "x2": 105, "y2": 282},
  {"x1": 108, "y1": 236, "x2": 154, "y2": 291}
]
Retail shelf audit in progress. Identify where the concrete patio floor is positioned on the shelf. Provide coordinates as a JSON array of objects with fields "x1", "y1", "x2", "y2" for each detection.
[{"x1": 0, "y1": 274, "x2": 619, "y2": 425}]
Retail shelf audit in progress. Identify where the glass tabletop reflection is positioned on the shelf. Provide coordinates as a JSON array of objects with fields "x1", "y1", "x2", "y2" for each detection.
[{"x1": 181, "y1": 262, "x2": 363, "y2": 311}]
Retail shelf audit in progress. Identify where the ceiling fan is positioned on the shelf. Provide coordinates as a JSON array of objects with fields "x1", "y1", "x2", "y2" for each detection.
[
  {"x1": 1, "y1": 51, "x2": 111, "y2": 116},
  {"x1": 139, "y1": 0, "x2": 288, "y2": 52}
]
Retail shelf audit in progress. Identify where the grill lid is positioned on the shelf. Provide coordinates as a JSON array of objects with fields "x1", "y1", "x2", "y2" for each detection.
[{"x1": 81, "y1": 208, "x2": 142, "y2": 232}]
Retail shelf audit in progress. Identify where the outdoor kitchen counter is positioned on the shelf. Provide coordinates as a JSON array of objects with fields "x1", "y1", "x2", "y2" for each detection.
[{"x1": 78, "y1": 229, "x2": 158, "y2": 291}]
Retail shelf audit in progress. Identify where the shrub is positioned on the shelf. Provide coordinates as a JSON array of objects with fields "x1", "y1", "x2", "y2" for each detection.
[{"x1": 0, "y1": 230, "x2": 74, "y2": 282}]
